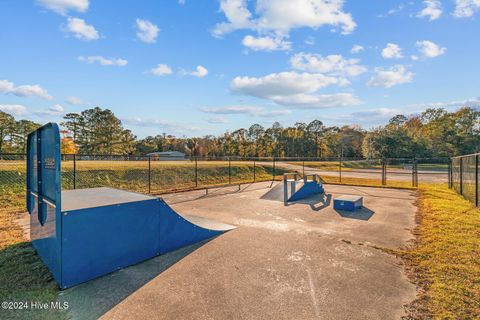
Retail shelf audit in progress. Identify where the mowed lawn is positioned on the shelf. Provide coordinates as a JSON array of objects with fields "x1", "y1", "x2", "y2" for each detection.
[{"x1": 397, "y1": 184, "x2": 480, "y2": 319}]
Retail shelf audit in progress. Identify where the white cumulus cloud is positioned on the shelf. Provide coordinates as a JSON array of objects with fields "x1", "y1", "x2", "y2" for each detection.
[
  {"x1": 212, "y1": 0, "x2": 259, "y2": 36},
  {"x1": 368, "y1": 65, "x2": 414, "y2": 88},
  {"x1": 321, "y1": 107, "x2": 402, "y2": 126},
  {"x1": 381, "y1": 43, "x2": 403, "y2": 59},
  {"x1": 212, "y1": 0, "x2": 356, "y2": 51},
  {"x1": 416, "y1": 40, "x2": 446, "y2": 58},
  {"x1": 0, "y1": 80, "x2": 53, "y2": 100},
  {"x1": 150, "y1": 64, "x2": 173, "y2": 76},
  {"x1": 37, "y1": 0, "x2": 89, "y2": 15},
  {"x1": 351, "y1": 45, "x2": 364, "y2": 54},
  {"x1": 136, "y1": 19, "x2": 160, "y2": 44},
  {"x1": 377, "y1": 4, "x2": 407, "y2": 18},
  {"x1": 34, "y1": 104, "x2": 65, "y2": 117},
  {"x1": 271, "y1": 93, "x2": 361, "y2": 108},
  {"x1": 417, "y1": 0, "x2": 442, "y2": 21},
  {"x1": 351, "y1": 108, "x2": 401, "y2": 120},
  {"x1": 290, "y1": 53, "x2": 367, "y2": 78},
  {"x1": 232, "y1": 71, "x2": 338, "y2": 97},
  {"x1": 200, "y1": 105, "x2": 291, "y2": 117},
  {"x1": 66, "y1": 96, "x2": 83, "y2": 105},
  {"x1": 0, "y1": 104, "x2": 28, "y2": 116},
  {"x1": 454, "y1": 0, "x2": 480, "y2": 18},
  {"x1": 64, "y1": 17, "x2": 99, "y2": 41},
  {"x1": 411, "y1": 97, "x2": 480, "y2": 110},
  {"x1": 78, "y1": 56, "x2": 128, "y2": 66},
  {"x1": 231, "y1": 71, "x2": 361, "y2": 108},
  {"x1": 206, "y1": 116, "x2": 228, "y2": 124},
  {"x1": 201, "y1": 105, "x2": 262, "y2": 115},
  {"x1": 242, "y1": 35, "x2": 291, "y2": 51},
  {"x1": 190, "y1": 65, "x2": 209, "y2": 78}
]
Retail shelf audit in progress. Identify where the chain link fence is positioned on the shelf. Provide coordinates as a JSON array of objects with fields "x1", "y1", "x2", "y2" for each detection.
[
  {"x1": 0, "y1": 154, "x2": 27, "y2": 213},
  {"x1": 450, "y1": 154, "x2": 479, "y2": 206},
  {"x1": 1, "y1": 153, "x2": 450, "y2": 212}
]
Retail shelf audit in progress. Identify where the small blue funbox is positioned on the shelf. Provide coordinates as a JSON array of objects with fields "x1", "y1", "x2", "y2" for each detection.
[{"x1": 333, "y1": 195, "x2": 363, "y2": 211}]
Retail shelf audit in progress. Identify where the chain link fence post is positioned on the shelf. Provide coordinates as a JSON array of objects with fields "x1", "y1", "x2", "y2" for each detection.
[
  {"x1": 272, "y1": 157, "x2": 276, "y2": 182},
  {"x1": 448, "y1": 159, "x2": 452, "y2": 189},
  {"x1": 339, "y1": 156, "x2": 342, "y2": 183},
  {"x1": 73, "y1": 153, "x2": 76, "y2": 190},
  {"x1": 460, "y1": 157, "x2": 463, "y2": 195},
  {"x1": 195, "y1": 156, "x2": 198, "y2": 188},
  {"x1": 148, "y1": 155, "x2": 151, "y2": 193},
  {"x1": 415, "y1": 159, "x2": 418, "y2": 187},
  {"x1": 381, "y1": 159, "x2": 386, "y2": 186},
  {"x1": 411, "y1": 158, "x2": 415, "y2": 187},
  {"x1": 253, "y1": 159, "x2": 256, "y2": 182},
  {"x1": 381, "y1": 159, "x2": 383, "y2": 185},
  {"x1": 475, "y1": 155, "x2": 478, "y2": 207},
  {"x1": 228, "y1": 157, "x2": 231, "y2": 185}
]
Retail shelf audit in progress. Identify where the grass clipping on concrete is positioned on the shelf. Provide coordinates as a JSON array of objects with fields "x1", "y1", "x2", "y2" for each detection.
[{"x1": 400, "y1": 184, "x2": 480, "y2": 319}]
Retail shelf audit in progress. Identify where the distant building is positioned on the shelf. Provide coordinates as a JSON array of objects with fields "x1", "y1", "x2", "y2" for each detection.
[{"x1": 146, "y1": 151, "x2": 187, "y2": 160}]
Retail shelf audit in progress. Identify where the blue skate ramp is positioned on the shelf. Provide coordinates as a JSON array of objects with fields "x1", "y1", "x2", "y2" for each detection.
[
  {"x1": 288, "y1": 180, "x2": 324, "y2": 202},
  {"x1": 261, "y1": 177, "x2": 324, "y2": 203},
  {"x1": 26, "y1": 123, "x2": 235, "y2": 289},
  {"x1": 158, "y1": 200, "x2": 233, "y2": 254}
]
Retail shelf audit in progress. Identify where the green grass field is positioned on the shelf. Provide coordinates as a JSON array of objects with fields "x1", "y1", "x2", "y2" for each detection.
[{"x1": 395, "y1": 184, "x2": 480, "y2": 319}]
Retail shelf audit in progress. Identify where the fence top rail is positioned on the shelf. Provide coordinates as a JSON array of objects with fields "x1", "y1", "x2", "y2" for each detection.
[{"x1": 451, "y1": 153, "x2": 480, "y2": 160}]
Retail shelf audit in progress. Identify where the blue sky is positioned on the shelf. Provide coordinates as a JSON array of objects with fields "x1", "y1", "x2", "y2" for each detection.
[{"x1": 0, "y1": 0, "x2": 479, "y2": 138}]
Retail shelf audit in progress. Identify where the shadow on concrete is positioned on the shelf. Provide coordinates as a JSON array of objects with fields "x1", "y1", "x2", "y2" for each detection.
[
  {"x1": 58, "y1": 239, "x2": 212, "y2": 320},
  {"x1": 309, "y1": 193, "x2": 332, "y2": 211},
  {"x1": 261, "y1": 184, "x2": 334, "y2": 213},
  {"x1": 166, "y1": 182, "x2": 275, "y2": 205},
  {"x1": 260, "y1": 183, "x2": 284, "y2": 202},
  {"x1": 334, "y1": 207, "x2": 375, "y2": 221},
  {"x1": 291, "y1": 193, "x2": 332, "y2": 211}
]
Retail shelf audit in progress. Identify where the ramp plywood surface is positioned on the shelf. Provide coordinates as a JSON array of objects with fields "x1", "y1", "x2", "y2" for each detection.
[{"x1": 61, "y1": 187, "x2": 156, "y2": 212}]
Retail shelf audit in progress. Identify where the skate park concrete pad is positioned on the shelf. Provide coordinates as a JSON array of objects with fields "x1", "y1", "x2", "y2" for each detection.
[{"x1": 96, "y1": 182, "x2": 417, "y2": 320}]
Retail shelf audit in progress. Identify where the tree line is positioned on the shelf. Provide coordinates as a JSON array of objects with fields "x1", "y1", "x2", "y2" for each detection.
[
  {"x1": 0, "y1": 111, "x2": 41, "y2": 154},
  {"x1": 0, "y1": 106, "x2": 478, "y2": 158}
]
